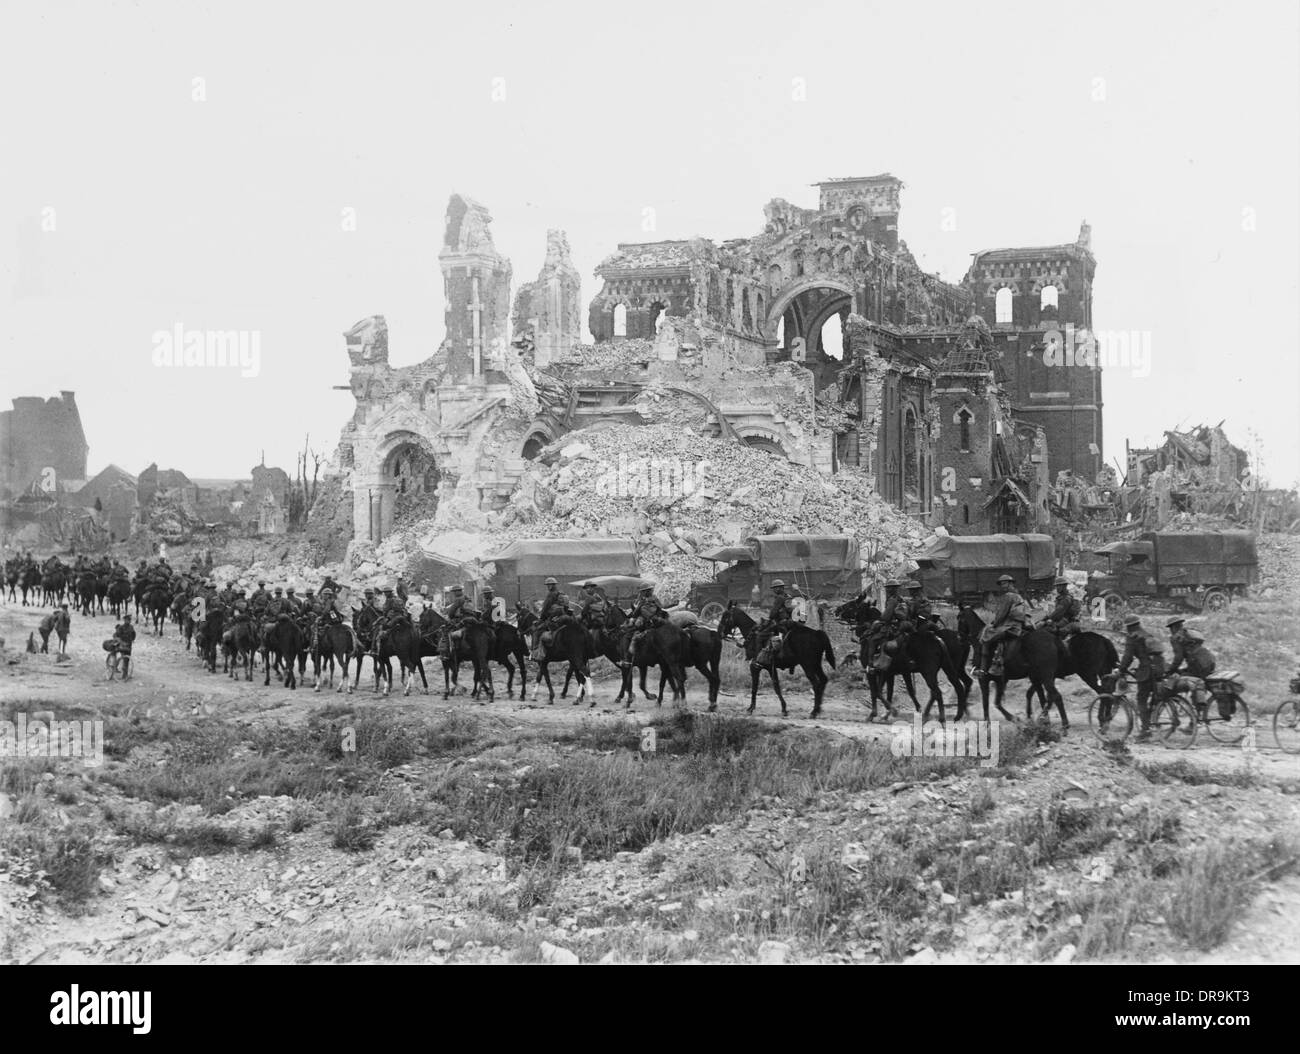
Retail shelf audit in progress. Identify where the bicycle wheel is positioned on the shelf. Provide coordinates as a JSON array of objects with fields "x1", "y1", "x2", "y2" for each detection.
[
  {"x1": 1151, "y1": 695, "x2": 1198, "y2": 749},
  {"x1": 1274, "y1": 699, "x2": 1300, "y2": 755},
  {"x1": 1089, "y1": 695, "x2": 1133, "y2": 744},
  {"x1": 1204, "y1": 694, "x2": 1251, "y2": 746}
]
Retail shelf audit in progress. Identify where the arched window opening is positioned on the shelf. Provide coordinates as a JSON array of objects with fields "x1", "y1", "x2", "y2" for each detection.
[
  {"x1": 958, "y1": 407, "x2": 973, "y2": 451},
  {"x1": 820, "y1": 313, "x2": 844, "y2": 360},
  {"x1": 903, "y1": 407, "x2": 920, "y2": 499},
  {"x1": 995, "y1": 287, "x2": 1013, "y2": 324},
  {"x1": 775, "y1": 316, "x2": 785, "y2": 349},
  {"x1": 612, "y1": 303, "x2": 627, "y2": 337},
  {"x1": 650, "y1": 301, "x2": 666, "y2": 335},
  {"x1": 962, "y1": 503, "x2": 970, "y2": 525},
  {"x1": 1040, "y1": 284, "x2": 1059, "y2": 316}
]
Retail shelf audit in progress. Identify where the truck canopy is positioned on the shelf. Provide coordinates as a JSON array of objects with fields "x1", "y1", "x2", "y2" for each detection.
[
  {"x1": 748, "y1": 534, "x2": 858, "y2": 573},
  {"x1": 1144, "y1": 530, "x2": 1258, "y2": 586},
  {"x1": 916, "y1": 533, "x2": 1055, "y2": 579},
  {"x1": 485, "y1": 538, "x2": 639, "y2": 577}
]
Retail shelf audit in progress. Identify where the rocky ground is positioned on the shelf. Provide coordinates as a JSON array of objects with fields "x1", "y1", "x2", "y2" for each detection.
[{"x1": 2, "y1": 538, "x2": 1298, "y2": 964}]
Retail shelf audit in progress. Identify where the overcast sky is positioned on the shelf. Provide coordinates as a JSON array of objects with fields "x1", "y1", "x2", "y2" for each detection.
[{"x1": 2, "y1": 0, "x2": 1297, "y2": 486}]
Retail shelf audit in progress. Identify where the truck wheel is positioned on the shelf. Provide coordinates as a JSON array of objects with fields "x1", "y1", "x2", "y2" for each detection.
[
  {"x1": 1203, "y1": 589, "x2": 1229, "y2": 612},
  {"x1": 1101, "y1": 591, "x2": 1126, "y2": 617},
  {"x1": 699, "y1": 602, "x2": 726, "y2": 623}
]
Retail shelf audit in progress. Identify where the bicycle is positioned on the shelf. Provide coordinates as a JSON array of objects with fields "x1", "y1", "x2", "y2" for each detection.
[
  {"x1": 104, "y1": 641, "x2": 131, "y2": 681},
  {"x1": 1273, "y1": 672, "x2": 1300, "y2": 755},
  {"x1": 1163, "y1": 671, "x2": 1251, "y2": 745},
  {"x1": 1088, "y1": 674, "x2": 1198, "y2": 748}
]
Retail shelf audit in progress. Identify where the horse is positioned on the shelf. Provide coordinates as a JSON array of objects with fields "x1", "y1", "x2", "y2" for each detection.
[
  {"x1": 626, "y1": 621, "x2": 688, "y2": 706},
  {"x1": 3, "y1": 560, "x2": 18, "y2": 602},
  {"x1": 222, "y1": 619, "x2": 257, "y2": 680},
  {"x1": 531, "y1": 621, "x2": 594, "y2": 705},
  {"x1": 142, "y1": 585, "x2": 170, "y2": 636},
  {"x1": 76, "y1": 573, "x2": 98, "y2": 617},
  {"x1": 312, "y1": 620, "x2": 358, "y2": 693},
  {"x1": 19, "y1": 566, "x2": 41, "y2": 607},
  {"x1": 864, "y1": 627, "x2": 971, "y2": 724},
  {"x1": 107, "y1": 577, "x2": 132, "y2": 618},
  {"x1": 262, "y1": 617, "x2": 303, "y2": 689},
  {"x1": 41, "y1": 568, "x2": 67, "y2": 607},
  {"x1": 356, "y1": 622, "x2": 423, "y2": 696},
  {"x1": 198, "y1": 606, "x2": 225, "y2": 673},
  {"x1": 833, "y1": 596, "x2": 883, "y2": 629},
  {"x1": 718, "y1": 602, "x2": 837, "y2": 718},
  {"x1": 957, "y1": 606, "x2": 1065, "y2": 725},
  {"x1": 487, "y1": 621, "x2": 530, "y2": 700}
]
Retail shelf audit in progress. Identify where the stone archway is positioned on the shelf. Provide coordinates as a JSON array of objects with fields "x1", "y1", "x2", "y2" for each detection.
[
  {"x1": 766, "y1": 278, "x2": 855, "y2": 390},
  {"x1": 359, "y1": 430, "x2": 441, "y2": 543}
]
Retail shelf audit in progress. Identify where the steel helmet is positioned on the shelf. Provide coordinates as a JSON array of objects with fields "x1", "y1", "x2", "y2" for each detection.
[
  {"x1": 483, "y1": 586, "x2": 494, "y2": 595},
  {"x1": 1054, "y1": 577, "x2": 1070, "y2": 587},
  {"x1": 905, "y1": 580, "x2": 922, "y2": 590},
  {"x1": 772, "y1": 579, "x2": 786, "y2": 588},
  {"x1": 1123, "y1": 614, "x2": 1141, "y2": 627},
  {"x1": 451, "y1": 585, "x2": 463, "y2": 593},
  {"x1": 1166, "y1": 616, "x2": 1186, "y2": 628},
  {"x1": 997, "y1": 575, "x2": 1015, "y2": 584},
  {"x1": 884, "y1": 579, "x2": 900, "y2": 588},
  {"x1": 545, "y1": 577, "x2": 557, "y2": 586}
]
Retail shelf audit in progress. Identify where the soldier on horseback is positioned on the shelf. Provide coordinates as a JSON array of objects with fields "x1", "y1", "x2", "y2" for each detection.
[
  {"x1": 579, "y1": 581, "x2": 609, "y2": 629},
  {"x1": 863, "y1": 579, "x2": 904, "y2": 669},
  {"x1": 249, "y1": 581, "x2": 269, "y2": 620},
  {"x1": 903, "y1": 579, "x2": 935, "y2": 632},
  {"x1": 1038, "y1": 577, "x2": 1081, "y2": 636},
  {"x1": 375, "y1": 586, "x2": 410, "y2": 653},
  {"x1": 977, "y1": 575, "x2": 1029, "y2": 676},
  {"x1": 531, "y1": 578, "x2": 568, "y2": 659},
  {"x1": 354, "y1": 589, "x2": 380, "y2": 650},
  {"x1": 284, "y1": 587, "x2": 301, "y2": 615},
  {"x1": 751, "y1": 580, "x2": 794, "y2": 671},
  {"x1": 439, "y1": 585, "x2": 475, "y2": 660}
]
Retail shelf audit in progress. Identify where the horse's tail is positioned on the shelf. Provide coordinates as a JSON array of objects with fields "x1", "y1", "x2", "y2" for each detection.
[{"x1": 823, "y1": 633, "x2": 837, "y2": 669}]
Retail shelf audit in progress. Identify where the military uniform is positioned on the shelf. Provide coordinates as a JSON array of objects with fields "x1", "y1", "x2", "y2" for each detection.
[
  {"x1": 112, "y1": 617, "x2": 137, "y2": 679},
  {"x1": 579, "y1": 584, "x2": 609, "y2": 627},
  {"x1": 752, "y1": 583, "x2": 794, "y2": 669},
  {"x1": 1041, "y1": 580, "x2": 1081, "y2": 635},
  {"x1": 439, "y1": 588, "x2": 475, "y2": 658},
  {"x1": 249, "y1": 583, "x2": 270, "y2": 619},
  {"x1": 979, "y1": 577, "x2": 1029, "y2": 674},
  {"x1": 355, "y1": 592, "x2": 380, "y2": 645},
  {"x1": 865, "y1": 582, "x2": 903, "y2": 668},
  {"x1": 904, "y1": 583, "x2": 932, "y2": 628},
  {"x1": 1119, "y1": 618, "x2": 1167, "y2": 734},
  {"x1": 1167, "y1": 622, "x2": 1215, "y2": 680}
]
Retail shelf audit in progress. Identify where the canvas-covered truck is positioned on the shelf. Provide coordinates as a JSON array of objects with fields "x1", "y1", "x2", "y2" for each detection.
[
  {"x1": 689, "y1": 534, "x2": 859, "y2": 622},
  {"x1": 484, "y1": 538, "x2": 641, "y2": 609},
  {"x1": 1085, "y1": 530, "x2": 1258, "y2": 614},
  {"x1": 913, "y1": 532, "x2": 1057, "y2": 604}
]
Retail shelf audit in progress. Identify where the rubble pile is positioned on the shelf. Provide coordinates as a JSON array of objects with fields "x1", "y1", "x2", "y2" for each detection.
[{"x1": 413, "y1": 423, "x2": 930, "y2": 600}]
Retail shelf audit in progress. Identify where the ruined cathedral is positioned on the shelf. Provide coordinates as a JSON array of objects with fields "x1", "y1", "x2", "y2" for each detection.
[{"x1": 333, "y1": 175, "x2": 1101, "y2": 544}]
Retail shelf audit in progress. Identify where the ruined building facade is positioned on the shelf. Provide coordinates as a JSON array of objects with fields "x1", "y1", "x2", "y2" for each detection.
[
  {"x1": 1, "y1": 391, "x2": 89, "y2": 499},
  {"x1": 333, "y1": 177, "x2": 1096, "y2": 543}
]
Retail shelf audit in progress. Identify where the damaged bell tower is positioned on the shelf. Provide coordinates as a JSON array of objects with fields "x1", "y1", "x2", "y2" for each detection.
[{"x1": 438, "y1": 194, "x2": 512, "y2": 381}]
